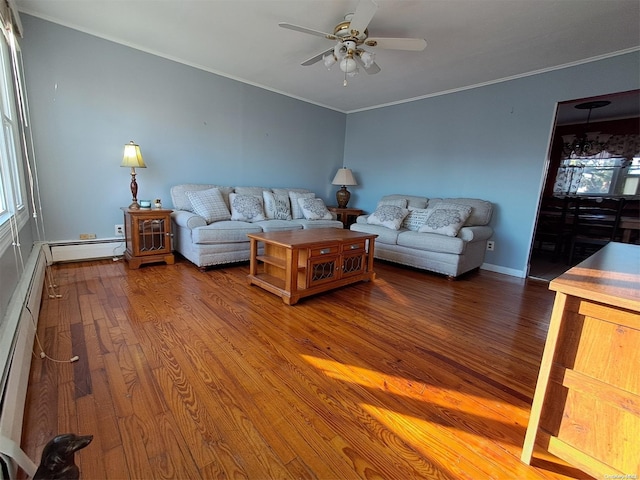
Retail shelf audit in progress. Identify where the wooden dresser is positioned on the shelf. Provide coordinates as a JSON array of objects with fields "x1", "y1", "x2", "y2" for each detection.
[{"x1": 521, "y1": 242, "x2": 640, "y2": 477}]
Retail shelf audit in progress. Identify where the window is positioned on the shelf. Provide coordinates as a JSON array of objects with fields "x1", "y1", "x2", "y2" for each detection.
[
  {"x1": 554, "y1": 155, "x2": 640, "y2": 196},
  {"x1": 0, "y1": 22, "x2": 28, "y2": 250}
]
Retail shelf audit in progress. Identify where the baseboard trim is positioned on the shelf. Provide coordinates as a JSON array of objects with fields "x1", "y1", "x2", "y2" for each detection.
[
  {"x1": 49, "y1": 238, "x2": 125, "y2": 262},
  {"x1": 481, "y1": 263, "x2": 525, "y2": 278}
]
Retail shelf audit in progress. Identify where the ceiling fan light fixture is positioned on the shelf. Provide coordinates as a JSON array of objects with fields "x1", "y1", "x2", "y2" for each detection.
[
  {"x1": 339, "y1": 55, "x2": 358, "y2": 74},
  {"x1": 359, "y1": 50, "x2": 375, "y2": 68},
  {"x1": 323, "y1": 53, "x2": 337, "y2": 69}
]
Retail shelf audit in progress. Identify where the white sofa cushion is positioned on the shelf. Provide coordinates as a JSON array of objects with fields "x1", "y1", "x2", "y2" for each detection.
[
  {"x1": 263, "y1": 190, "x2": 292, "y2": 220},
  {"x1": 191, "y1": 221, "x2": 262, "y2": 244},
  {"x1": 397, "y1": 231, "x2": 465, "y2": 255},
  {"x1": 378, "y1": 198, "x2": 407, "y2": 208},
  {"x1": 229, "y1": 193, "x2": 266, "y2": 222},
  {"x1": 299, "y1": 197, "x2": 333, "y2": 220},
  {"x1": 367, "y1": 205, "x2": 409, "y2": 230},
  {"x1": 235, "y1": 186, "x2": 270, "y2": 196},
  {"x1": 380, "y1": 194, "x2": 428, "y2": 209},
  {"x1": 254, "y1": 220, "x2": 303, "y2": 232},
  {"x1": 350, "y1": 222, "x2": 402, "y2": 245},
  {"x1": 418, "y1": 203, "x2": 472, "y2": 237},
  {"x1": 185, "y1": 187, "x2": 232, "y2": 224}
]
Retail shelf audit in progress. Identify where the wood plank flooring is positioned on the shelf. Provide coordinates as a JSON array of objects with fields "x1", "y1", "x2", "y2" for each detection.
[{"x1": 20, "y1": 257, "x2": 594, "y2": 479}]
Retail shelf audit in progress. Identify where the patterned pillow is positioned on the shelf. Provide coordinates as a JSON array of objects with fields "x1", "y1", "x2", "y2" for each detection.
[
  {"x1": 402, "y1": 208, "x2": 431, "y2": 231},
  {"x1": 366, "y1": 205, "x2": 409, "y2": 230},
  {"x1": 418, "y1": 203, "x2": 473, "y2": 237},
  {"x1": 229, "y1": 193, "x2": 266, "y2": 222},
  {"x1": 289, "y1": 191, "x2": 315, "y2": 219},
  {"x1": 263, "y1": 190, "x2": 292, "y2": 220},
  {"x1": 298, "y1": 197, "x2": 333, "y2": 220},
  {"x1": 185, "y1": 187, "x2": 231, "y2": 224}
]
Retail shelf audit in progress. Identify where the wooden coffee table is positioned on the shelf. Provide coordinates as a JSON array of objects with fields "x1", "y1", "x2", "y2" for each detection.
[{"x1": 247, "y1": 229, "x2": 377, "y2": 305}]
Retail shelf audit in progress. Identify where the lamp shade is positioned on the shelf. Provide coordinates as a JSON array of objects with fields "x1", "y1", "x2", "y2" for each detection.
[
  {"x1": 121, "y1": 141, "x2": 146, "y2": 168},
  {"x1": 332, "y1": 168, "x2": 357, "y2": 186}
]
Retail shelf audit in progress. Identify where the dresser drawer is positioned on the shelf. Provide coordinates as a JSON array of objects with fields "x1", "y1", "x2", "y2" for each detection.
[
  {"x1": 341, "y1": 240, "x2": 366, "y2": 253},
  {"x1": 309, "y1": 244, "x2": 339, "y2": 258}
]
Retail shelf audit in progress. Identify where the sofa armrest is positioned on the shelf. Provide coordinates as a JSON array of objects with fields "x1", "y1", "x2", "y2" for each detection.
[
  {"x1": 458, "y1": 226, "x2": 493, "y2": 242},
  {"x1": 355, "y1": 215, "x2": 369, "y2": 224},
  {"x1": 171, "y1": 210, "x2": 207, "y2": 229}
]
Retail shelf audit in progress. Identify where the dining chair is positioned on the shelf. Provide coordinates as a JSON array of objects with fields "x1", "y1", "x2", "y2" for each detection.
[
  {"x1": 533, "y1": 196, "x2": 573, "y2": 262},
  {"x1": 568, "y1": 197, "x2": 625, "y2": 265}
]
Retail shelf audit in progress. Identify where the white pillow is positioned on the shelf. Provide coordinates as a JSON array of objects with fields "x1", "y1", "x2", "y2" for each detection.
[
  {"x1": 402, "y1": 208, "x2": 431, "y2": 231},
  {"x1": 289, "y1": 191, "x2": 315, "y2": 219},
  {"x1": 229, "y1": 193, "x2": 266, "y2": 222},
  {"x1": 298, "y1": 197, "x2": 333, "y2": 220},
  {"x1": 185, "y1": 187, "x2": 231, "y2": 224},
  {"x1": 418, "y1": 203, "x2": 472, "y2": 237},
  {"x1": 367, "y1": 205, "x2": 409, "y2": 230},
  {"x1": 263, "y1": 190, "x2": 292, "y2": 220}
]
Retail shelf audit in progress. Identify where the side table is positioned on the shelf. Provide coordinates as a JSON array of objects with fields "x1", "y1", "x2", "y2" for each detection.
[
  {"x1": 328, "y1": 207, "x2": 364, "y2": 229},
  {"x1": 121, "y1": 207, "x2": 175, "y2": 269}
]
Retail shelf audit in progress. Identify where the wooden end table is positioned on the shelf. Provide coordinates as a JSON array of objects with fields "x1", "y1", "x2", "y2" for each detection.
[
  {"x1": 328, "y1": 207, "x2": 364, "y2": 229},
  {"x1": 247, "y1": 229, "x2": 377, "y2": 305},
  {"x1": 121, "y1": 207, "x2": 175, "y2": 269}
]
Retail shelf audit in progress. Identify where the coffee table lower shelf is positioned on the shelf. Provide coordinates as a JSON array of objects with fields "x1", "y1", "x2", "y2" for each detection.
[{"x1": 247, "y1": 229, "x2": 377, "y2": 305}]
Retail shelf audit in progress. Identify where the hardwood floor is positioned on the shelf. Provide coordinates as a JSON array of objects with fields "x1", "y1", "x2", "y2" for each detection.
[{"x1": 21, "y1": 257, "x2": 593, "y2": 479}]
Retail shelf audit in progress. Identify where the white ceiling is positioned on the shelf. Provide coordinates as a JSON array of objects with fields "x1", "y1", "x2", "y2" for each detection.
[{"x1": 15, "y1": 0, "x2": 640, "y2": 113}]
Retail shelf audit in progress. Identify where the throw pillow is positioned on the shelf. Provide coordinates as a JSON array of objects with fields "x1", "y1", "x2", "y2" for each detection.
[
  {"x1": 298, "y1": 197, "x2": 333, "y2": 220},
  {"x1": 367, "y1": 205, "x2": 409, "y2": 230},
  {"x1": 185, "y1": 187, "x2": 231, "y2": 224},
  {"x1": 289, "y1": 191, "x2": 315, "y2": 219},
  {"x1": 263, "y1": 190, "x2": 292, "y2": 220},
  {"x1": 418, "y1": 203, "x2": 473, "y2": 237},
  {"x1": 402, "y1": 208, "x2": 431, "y2": 231},
  {"x1": 229, "y1": 193, "x2": 266, "y2": 222}
]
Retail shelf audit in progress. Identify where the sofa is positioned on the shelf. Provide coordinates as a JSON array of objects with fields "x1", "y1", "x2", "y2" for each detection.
[
  {"x1": 350, "y1": 194, "x2": 494, "y2": 278},
  {"x1": 170, "y1": 184, "x2": 344, "y2": 268}
]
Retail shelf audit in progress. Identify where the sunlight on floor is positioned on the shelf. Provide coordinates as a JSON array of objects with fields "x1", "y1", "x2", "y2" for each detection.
[
  {"x1": 369, "y1": 277, "x2": 412, "y2": 306},
  {"x1": 301, "y1": 354, "x2": 528, "y2": 423}
]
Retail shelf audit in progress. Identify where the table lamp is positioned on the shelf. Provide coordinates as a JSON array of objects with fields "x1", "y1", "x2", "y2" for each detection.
[
  {"x1": 121, "y1": 141, "x2": 146, "y2": 209},
  {"x1": 332, "y1": 167, "x2": 357, "y2": 208}
]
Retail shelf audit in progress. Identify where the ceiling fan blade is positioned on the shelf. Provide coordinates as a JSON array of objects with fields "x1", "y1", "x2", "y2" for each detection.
[
  {"x1": 348, "y1": 0, "x2": 378, "y2": 37},
  {"x1": 279, "y1": 22, "x2": 337, "y2": 41},
  {"x1": 301, "y1": 47, "x2": 334, "y2": 66},
  {"x1": 366, "y1": 37, "x2": 427, "y2": 51}
]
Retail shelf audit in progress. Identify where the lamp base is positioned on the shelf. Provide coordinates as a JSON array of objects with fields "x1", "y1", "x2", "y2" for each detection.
[
  {"x1": 129, "y1": 200, "x2": 140, "y2": 209},
  {"x1": 336, "y1": 187, "x2": 351, "y2": 208}
]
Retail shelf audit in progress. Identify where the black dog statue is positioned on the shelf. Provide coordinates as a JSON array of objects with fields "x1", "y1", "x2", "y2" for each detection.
[{"x1": 33, "y1": 433, "x2": 93, "y2": 480}]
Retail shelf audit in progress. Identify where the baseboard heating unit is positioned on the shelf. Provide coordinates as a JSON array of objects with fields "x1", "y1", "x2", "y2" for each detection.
[{"x1": 0, "y1": 243, "x2": 47, "y2": 479}]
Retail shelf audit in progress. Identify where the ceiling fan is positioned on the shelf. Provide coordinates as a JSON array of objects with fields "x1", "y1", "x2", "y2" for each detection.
[{"x1": 279, "y1": 0, "x2": 427, "y2": 86}]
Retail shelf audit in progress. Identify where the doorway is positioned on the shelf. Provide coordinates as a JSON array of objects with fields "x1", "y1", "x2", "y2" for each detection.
[{"x1": 528, "y1": 89, "x2": 640, "y2": 281}]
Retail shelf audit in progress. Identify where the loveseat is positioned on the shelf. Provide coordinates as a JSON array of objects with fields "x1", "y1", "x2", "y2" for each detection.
[
  {"x1": 170, "y1": 184, "x2": 343, "y2": 268},
  {"x1": 350, "y1": 194, "x2": 494, "y2": 278}
]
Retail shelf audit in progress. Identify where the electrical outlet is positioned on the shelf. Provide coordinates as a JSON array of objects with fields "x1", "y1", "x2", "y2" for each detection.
[
  {"x1": 79, "y1": 233, "x2": 96, "y2": 240},
  {"x1": 115, "y1": 224, "x2": 124, "y2": 236},
  {"x1": 486, "y1": 240, "x2": 495, "y2": 251}
]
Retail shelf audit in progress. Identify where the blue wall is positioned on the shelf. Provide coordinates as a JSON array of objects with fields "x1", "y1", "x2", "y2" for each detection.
[
  {"x1": 20, "y1": 15, "x2": 346, "y2": 242},
  {"x1": 344, "y1": 53, "x2": 640, "y2": 275},
  {"x1": 19, "y1": 14, "x2": 640, "y2": 277}
]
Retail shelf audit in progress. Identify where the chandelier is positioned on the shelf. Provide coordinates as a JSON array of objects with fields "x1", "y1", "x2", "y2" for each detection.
[
  {"x1": 322, "y1": 40, "x2": 375, "y2": 86},
  {"x1": 561, "y1": 100, "x2": 611, "y2": 158}
]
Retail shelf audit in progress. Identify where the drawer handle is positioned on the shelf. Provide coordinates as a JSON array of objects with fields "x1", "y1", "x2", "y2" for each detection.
[
  {"x1": 349, "y1": 244, "x2": 360, "y2": 250},
  {"x1": 320, "y1": 248, "x2": 331, "y2": 255}
]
